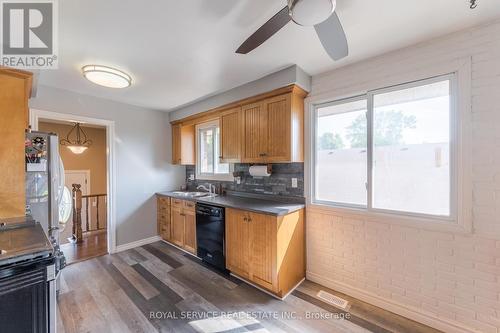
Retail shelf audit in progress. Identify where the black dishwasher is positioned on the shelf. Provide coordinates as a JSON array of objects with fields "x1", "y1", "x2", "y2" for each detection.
[{"x1": 196, "y1": 203, "x2": 226, "y2": 271}]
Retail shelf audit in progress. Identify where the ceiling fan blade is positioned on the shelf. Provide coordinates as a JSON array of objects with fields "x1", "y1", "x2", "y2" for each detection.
[
  {"x1": 314, "y1": 11, "x2": 348, "y2": 61},
  {"x1": 236, "y1": 6, "x2": 291, "y2": 54}
]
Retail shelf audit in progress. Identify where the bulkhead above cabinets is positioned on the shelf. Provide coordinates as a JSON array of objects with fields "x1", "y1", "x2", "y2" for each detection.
[{"x1": 170, "y1": 84, "x2": 307, "y2": 165}]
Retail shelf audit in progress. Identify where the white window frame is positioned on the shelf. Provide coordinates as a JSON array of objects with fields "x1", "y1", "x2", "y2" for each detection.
[
  {"x1": 309, "y1": 72, "x2": 471, "y2": 231},
  {"x1": 195, "y1": 119, "x2": 234, "y2": 182},
  {"x1": 313, "y1": 94, "x2": 368, "y2": 210}
]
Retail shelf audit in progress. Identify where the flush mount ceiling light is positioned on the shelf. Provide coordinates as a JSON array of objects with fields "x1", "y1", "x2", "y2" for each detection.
[
  {"x1": 82, "y1": 65, "x2": 132, "y2": 88},
  {"x1": 60, "y1": 122, "x2": 92, "y2": 154}
]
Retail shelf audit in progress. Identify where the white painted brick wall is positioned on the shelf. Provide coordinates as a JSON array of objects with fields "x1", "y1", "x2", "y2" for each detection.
[{"x1": 307, "y1": 19, "x2": 500, "y2": 333}]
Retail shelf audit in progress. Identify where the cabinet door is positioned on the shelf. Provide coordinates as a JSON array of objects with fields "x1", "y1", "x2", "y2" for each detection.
[
  {"x1": 170, "y1": 206, "x2": 184, "y2": 247},
  {"x1": 242, "y1": 102, "x2": 267, "y2": 163},
  {"x1": 180, "y1": 125, "x2": 195, "y2": 165},
  {"x1": 171, "y1": 124, "x2": 181, "y2": 165},
  {"x1": 0, "y1": 70, "x2": 31, "y2": 219},
  {"x1": 248, "y1": 212, "x2": 275, "y2": 290},
  {"x1": 183, "y1": 210, "x2": 197, "y2": 255},
  {"x1": 220, "y1": 108, "x2": 241, "y2": 163},
  {"x1": 171, "y1": 124, "x2": 195, "y2": 165},
  {"x1": 264, "y1": 94, "x2": 291, "y2": 162},
  {"x1": 225, "y1": 208, "x2": 250, "y2": 278}
]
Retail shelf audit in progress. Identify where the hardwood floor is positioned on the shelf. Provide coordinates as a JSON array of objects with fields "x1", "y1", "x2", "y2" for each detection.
[
  {"x1": 57, "y1": 241, "x2": 442, "y2": 333},
  {"x1": 60, "y1": 230, "x2": 107, "y2": 265}
]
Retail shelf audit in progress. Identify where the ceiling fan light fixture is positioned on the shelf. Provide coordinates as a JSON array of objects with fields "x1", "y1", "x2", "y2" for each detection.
[
  {"x1": 82, "y1": 65, "x2": 132, "y2": 88},
  {"x1": 288, "y1": 0, "x2": 335, "y2": 26}
]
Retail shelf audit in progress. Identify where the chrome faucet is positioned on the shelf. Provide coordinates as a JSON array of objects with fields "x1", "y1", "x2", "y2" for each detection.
[{"x1": 197, "y1": 183, "x2": 216, "y2": 195}]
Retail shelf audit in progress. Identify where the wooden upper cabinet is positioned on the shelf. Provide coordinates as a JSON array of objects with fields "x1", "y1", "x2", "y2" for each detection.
[
  {"x1": 242, "y1": 102, "x2": 267, "y2": 163},
  {"x1": 264, "y1": 94, "x2": 291, "y2": 162},
  {"x1": 0, "y1": 68, "x2": 32, "y2": 220},
  {"x1": 241, "y1": 91, "x2": 303, "y2": 163},
  {"x1": 170, "y1": 84, "x2": 307, "y2": 165},
  {"x1": 172, "y1": 124, "x2": 195, "y2": 165},
  {"x1": 220, "y1": 107, "x2": 241, "y2": 163}
]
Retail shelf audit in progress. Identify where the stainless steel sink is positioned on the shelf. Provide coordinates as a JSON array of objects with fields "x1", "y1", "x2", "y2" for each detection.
[{"x1": 171, "y1": 191, "x2": 211, "y2": 198}]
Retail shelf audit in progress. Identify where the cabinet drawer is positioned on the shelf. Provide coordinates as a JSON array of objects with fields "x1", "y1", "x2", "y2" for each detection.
[
  {"x1": 157, "y1": 208, "x2": 170, "y2": 216},
  {"x1": 158, "y1": 213, "x2": 168, "y2": 221},
  {"x1": 171, "y1": 198, "x2": 183, "y2": 207},
  {"x1": 158, "y1": 196, "x2": 170, "y2": 206}
]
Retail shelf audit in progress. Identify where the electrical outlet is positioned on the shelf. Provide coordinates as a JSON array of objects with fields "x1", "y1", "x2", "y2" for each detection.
[
  {"x1": 92, "y1": 201, "x2": 97, "y2": 207},
  {"x1": 291, "y1": 178, "x2": 298, "y2": 188},
  {"x1": 188, "y1": 174, "x2": 195, "y2": 181},
  {"x1": 235, "y1": 176, "x2": 241, "y2": 185}
]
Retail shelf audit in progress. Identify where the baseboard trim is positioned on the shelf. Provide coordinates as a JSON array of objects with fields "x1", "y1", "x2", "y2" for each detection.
[
  {"x1": 229, "y1": 273, "x2": 305, "y2": 301},
  {"x1": 115, "y1": 235, "x2": 161, "y2": 253},
  {"x1": 307, "y1": 271, "x2": 477, "y2": 333}
]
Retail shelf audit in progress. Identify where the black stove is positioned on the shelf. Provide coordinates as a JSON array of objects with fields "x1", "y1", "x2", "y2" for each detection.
[
  {"x1": 0, "y1": 220, "x2": 53, "y2": 266},
  {"x1": 0, "y1": 220, "x2": 59, "y2": 333}
]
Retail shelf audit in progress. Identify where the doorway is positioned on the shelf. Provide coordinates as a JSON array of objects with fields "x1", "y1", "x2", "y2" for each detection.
[{"x1": 30, "y1": 109, "x2": 116, "y2": 264}]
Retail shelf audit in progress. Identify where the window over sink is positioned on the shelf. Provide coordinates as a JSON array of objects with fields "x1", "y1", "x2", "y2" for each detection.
[{"x1": 196, "y1": 120, "x2": 233, "y2": 181}]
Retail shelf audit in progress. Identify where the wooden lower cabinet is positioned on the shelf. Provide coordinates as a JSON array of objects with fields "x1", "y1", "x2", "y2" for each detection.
[
  {"x1": 225, "y1": 209, "x2": 250, "y2": 279},
  {"x1": 226, "y1": 208, "x2": 305, "y2": 298},
  {"x1": 170, "y1": 205, "x2": 184, "y2": 247},
  {"x1": 183, "y1": 209, "x2": 196, "y2": 254},
  {"x1": 157, "y1": 196, "x2": 197, "y2": 255},
  {"x1": 157, "y1": 197, "x2": 171, "y2": 241}
]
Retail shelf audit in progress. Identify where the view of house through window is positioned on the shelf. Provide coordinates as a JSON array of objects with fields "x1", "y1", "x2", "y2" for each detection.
[
  {"x1": 197, "y1": 121, "x2": 230, "y2": 179},
  {"x1": 314, "y1": 76, "x2": 453, "y2": 217}
]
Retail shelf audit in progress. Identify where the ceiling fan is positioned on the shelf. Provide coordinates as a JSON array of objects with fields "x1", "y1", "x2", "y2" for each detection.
[{"x1": 236, "y1": 0, "x2": 348, "y2": 61}]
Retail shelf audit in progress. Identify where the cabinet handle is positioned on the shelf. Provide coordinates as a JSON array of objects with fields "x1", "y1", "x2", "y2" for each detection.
[{"x1": 259, "y1": 153, "x2": 268, "y2": 157}]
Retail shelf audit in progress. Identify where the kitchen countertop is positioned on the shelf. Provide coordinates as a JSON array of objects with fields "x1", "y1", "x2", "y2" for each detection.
[{"x1": 156, "y1": 191, "x2": 305, "y2": 216}]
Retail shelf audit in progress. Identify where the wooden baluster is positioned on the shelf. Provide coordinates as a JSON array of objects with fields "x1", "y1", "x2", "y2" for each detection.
[
  {"x1": 71, "y1": 185, "x2": 77, "y2": 240},
  {"x1": 85, "y1": 197, "x2": 89, "y2": 232},
  {"x1": 96, "y1": 196, "x2": 100, "y2": 230},
  {"x1": 72, "y1": 183, "x2": 83, "y2": 243}
]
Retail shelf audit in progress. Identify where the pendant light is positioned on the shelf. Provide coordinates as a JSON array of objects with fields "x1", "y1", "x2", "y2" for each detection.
[{"x1": 60, "y1": 122, "x2": 92, "y2": 154}]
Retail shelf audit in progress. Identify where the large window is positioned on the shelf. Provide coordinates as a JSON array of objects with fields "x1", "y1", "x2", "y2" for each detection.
[
  {"x1": 196, "y1": 120, "x2": 232, "y2": 181},
  {"x1": 313, "y1": 75, "x2": 454, "y2": 218}
]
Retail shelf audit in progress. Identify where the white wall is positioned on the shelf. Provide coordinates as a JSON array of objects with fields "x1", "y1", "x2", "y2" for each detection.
[
  {"x1": 30, "y1": 85, "x2": 185, "y2": 247},
  {"x1": 306, "y1": 20, "x2": 500, "y2": 333}
]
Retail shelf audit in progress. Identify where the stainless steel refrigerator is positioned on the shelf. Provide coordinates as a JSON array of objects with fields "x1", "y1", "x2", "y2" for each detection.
[{"x1": 25, "y1": 130, "x2": 67, "y2": 272}]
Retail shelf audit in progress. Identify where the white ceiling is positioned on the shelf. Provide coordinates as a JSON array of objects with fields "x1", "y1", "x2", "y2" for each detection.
[{"x1": 37, "y1": 0, "x2": 500, "y2": 111}]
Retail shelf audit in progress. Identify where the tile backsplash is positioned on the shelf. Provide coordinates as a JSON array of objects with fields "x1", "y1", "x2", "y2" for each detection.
[{"x1": 185, "y1": 163, "x2": 304, "y2": 198}]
